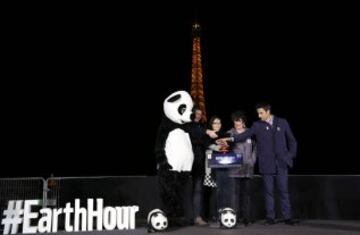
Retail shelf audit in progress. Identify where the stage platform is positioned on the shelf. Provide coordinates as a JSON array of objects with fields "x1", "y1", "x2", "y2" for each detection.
[
  {"x1": 22, "y1": 220, "x2": 360, "y2": 235},
  {"x1": 2, "y1": 176, "x2": 360, "y2": 235}
]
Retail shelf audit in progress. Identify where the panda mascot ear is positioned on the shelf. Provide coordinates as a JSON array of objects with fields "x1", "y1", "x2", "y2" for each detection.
[{"x1": 163, "y1": 91, "x2": 193, "y2": 125}]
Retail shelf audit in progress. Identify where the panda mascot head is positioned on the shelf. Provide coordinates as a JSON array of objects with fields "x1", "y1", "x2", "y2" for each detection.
[
  {"x1": 219, "y1": 208, "x2": 237, "y2": 229},
  {"x1": 163, "y1": 90, "x2": 193, "y2": 125},
  {"x1": 147, "y1": 209, "x2": 168, "y2": 233}
]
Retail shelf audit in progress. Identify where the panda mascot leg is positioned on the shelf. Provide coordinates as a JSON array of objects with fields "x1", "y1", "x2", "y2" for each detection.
[
  {"x1": 158, "y1": 169, "x2": 179, "y2": 222},
  {"x1": 158, "y1": 170, "x2": 190, "y2": 226},
  {"x1": 154, "y1": 91, "x2": 194, "y2": 227}
]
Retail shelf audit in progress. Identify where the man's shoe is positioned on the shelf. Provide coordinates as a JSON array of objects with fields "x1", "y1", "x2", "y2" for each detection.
[
  {"x1": 209, "y1": 218, "x2": 220, "y2": 228},
  {"x1": 264, "y1": 218, "x2": 276, "y2": 225},
  {"x1": 284, "y1": 219, "x2": 298, "y2": 226},
  {"x1": 171, "y1": 218, "x2": 188, "y2": 227},
  {"x1": 194, "y1": 217, "x2": 208, "y2": 226},
  {"x1": 243, "y1": 218, "x2": 252, "y2": 226}
]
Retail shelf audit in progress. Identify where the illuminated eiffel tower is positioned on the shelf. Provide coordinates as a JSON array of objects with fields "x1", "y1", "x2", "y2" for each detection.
[{"x1": 190, "y1": 22, "x2": 207, "y2": 123}]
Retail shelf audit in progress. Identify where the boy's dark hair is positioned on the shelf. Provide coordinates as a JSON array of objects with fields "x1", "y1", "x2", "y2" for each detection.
[
  {"x1": 255, "y1": 102, "x2": 271, "y2": 112},
  {"x1": 231, "y1": 111, "x2": 247, "y2": 124}
]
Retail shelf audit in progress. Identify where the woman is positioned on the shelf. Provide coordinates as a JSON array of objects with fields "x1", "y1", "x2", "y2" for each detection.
[
  {"x1": 227, "y1": 111, "x2": 256, "y2": 226},
  {"x1": 204, "y1": 116, "x2": 231, "y2": 223}
]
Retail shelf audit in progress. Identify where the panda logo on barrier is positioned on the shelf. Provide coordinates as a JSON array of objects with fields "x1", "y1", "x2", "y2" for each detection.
[
  {"x1": 219, "y1": 208, "x2": 237, "y2": 229},
  {"x1": 147, "y1": 209, "x2": 168, "y2": 233}
]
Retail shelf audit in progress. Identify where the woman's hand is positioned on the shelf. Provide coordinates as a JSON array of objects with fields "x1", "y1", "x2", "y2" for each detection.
[
  {"x1": 216, "y1": 138, "x2": 231, "y2": 145},
  {"x1": 206, "y1": 129, "x2": 218, "y2": 139}
]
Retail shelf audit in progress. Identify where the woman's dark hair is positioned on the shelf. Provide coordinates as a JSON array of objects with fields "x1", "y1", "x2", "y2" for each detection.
[
  {"x1": 208, "y1": 116, "x2": 221, "y2": 131},
  {"x1": 231, "y1": 111, "x2": 247, "y2": 124}
]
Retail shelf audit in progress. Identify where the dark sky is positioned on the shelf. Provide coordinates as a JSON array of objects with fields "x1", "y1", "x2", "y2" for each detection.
[{"x1": 3, "y1": 3, "x2": 359, "y2": 177}]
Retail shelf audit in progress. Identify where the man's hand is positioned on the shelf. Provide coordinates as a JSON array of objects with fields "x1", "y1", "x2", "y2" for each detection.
[{"x1": 206, "y1": 130, "x2": 218, "y2": 139}]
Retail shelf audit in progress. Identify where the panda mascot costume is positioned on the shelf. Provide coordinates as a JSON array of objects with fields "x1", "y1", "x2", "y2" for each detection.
[{"x1": 154, "y1": 90, "x2": 194, "y2": 227}]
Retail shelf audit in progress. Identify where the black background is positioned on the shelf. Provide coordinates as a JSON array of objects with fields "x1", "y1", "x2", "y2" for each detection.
[{"x1": 2, "y1": 3, "x2": 359, "y2": 177}]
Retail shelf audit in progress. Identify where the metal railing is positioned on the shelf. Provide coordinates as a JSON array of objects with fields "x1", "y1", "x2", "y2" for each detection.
[
  {"x1": 0, "y1": 177, "x2": 45, "y2": 233},
  {"x1": 0, "y1": 177, "x2": 45, "y2": 207},
  {"x1": 1, "y1": 175, "x2": 360, "y2": 222}
]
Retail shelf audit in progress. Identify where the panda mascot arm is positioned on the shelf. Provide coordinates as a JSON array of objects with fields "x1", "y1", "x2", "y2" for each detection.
[{"x1": 154, "y1": 118, "x2": 173, "y2": 171}]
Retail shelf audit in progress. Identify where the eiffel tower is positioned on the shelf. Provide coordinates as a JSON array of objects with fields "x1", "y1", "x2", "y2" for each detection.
[{"x1": 190, "y1": 22, "x2": 207, "y2": 123}]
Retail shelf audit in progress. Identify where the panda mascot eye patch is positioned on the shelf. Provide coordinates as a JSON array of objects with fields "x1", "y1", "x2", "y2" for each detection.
[
  {"x1": 219, "y1": 208, "x2": 237, "y2": 229},
  {"x1": 147, "y1": 209, "x2": 168, "y2": 233},
  {"x1": 178, "y1": 104, "x2": 187, "y2": 115}
]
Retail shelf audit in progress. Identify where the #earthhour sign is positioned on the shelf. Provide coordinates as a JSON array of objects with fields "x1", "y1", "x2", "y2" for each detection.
[{"x1": 1, "y1": 199, "x2": 139, "y2": 234}]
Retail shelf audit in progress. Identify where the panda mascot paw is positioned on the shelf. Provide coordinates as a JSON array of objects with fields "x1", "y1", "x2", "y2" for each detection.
[
  {"x1": 219, "y1": 208, "x2": 237, "y2": 229},
  {"x1": 158, "y1": 160, "x2": 173, "y2": 171},
  {"x1": 147, "y1": 209, "x2": 168, "y2": 233}
]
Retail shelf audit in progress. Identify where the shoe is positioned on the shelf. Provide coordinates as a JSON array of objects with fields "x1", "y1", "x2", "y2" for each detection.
[
  {"x1": 209, "y1": 217, "x2": 220, "y2": 228},
  {"x1": 243, "y1": 218, "x2": 252, "y2": 226},
  {"x1": 170, "y1": 218, "x2": 187, "y2": 227},
  {"x1": 194, "y1": 217, "x2": 208, "y2": 226},
  {"x1": 264, "y1": 218, "x2": 275, "y2": 225},
  {"x1": 284, "y1": 219, "x2": 298, "y2": 226},
  {"x1": 209, "y1": 221, "x2": 220, "y2": 228}
]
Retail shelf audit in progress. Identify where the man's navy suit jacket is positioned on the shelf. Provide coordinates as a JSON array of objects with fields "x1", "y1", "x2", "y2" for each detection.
[{"x1": 233, "y1": 116, "x2": 297, "y2": 174}]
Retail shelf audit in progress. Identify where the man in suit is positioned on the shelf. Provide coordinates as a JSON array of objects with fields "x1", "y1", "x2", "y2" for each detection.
[{"x1": 217, "y1": 103, "x2": 298, "y2": 225}]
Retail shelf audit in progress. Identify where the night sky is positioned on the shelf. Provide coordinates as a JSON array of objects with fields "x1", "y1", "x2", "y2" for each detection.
[{"x1": 3, "y1": 3, "x2": 358, "y2": 177}]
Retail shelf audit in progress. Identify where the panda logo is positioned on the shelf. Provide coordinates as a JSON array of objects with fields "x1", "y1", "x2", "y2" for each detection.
[
  {"x1": 147, "y1": 209, "x2": 168, "y2": 233},
  {"x1": 163, "y1": 91, "x2": 194, "y2": 172},
  {"x1": 164, "y1": 90, "x2": 193, "y2": 125},
  {"x1": 219, "y1": 208, "x2": 237, "y2": 229}
]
